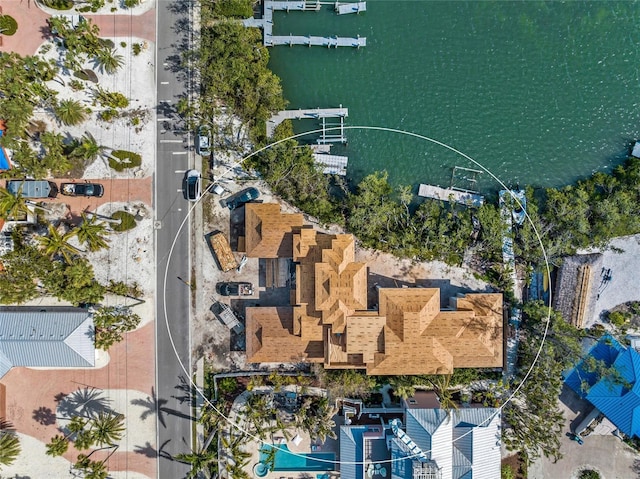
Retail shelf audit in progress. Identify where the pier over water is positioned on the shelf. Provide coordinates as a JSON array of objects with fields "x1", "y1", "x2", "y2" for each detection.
[{"x1": 243, "y1": 1, "x2": 367, "y2": 48}]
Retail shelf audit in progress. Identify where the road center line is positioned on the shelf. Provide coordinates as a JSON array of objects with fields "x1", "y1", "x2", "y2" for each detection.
[
  {"x1": 160, "y1": 140, "x2": 183, "y2": 143},
  {"x1": 172, "y1": 152, "x2": 188, "y2": 155}
]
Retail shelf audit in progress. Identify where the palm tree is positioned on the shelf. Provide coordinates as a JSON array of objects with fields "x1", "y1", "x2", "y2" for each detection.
[
  {"x1": 37, "y1": 224, "x2": 82, "y2": 264},
  {"x1": 75, "y1": 213, "x2": 109, "y2": 252},
  {"x1": 0, "y1": 418, "x2": 21, "y2": 469},
  {"x1": 175, "y1": 446, "x2": 219, "y2": 479},
  {"x1": 71, "y1": 134, "x2": 108, "y2": 163},
  {"x1": 87, "y1": 412, "x2": 125, "y2": 448},
  {"x1": 94, "y1": 48, "x2": 124, "y2": 75},
  {"x1": 0, "y1": 186, "x2": 30, "y2": 220},
  {"x1": 55, "y1": 99, "x2": 89, "y2": 126},
  {"x1": 45, "y1": 434, "x2": 70, "y2": 457}
]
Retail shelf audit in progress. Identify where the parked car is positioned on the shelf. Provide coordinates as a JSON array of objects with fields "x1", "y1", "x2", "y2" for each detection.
[
  {"x1": 222, "y1": 187, "x2": 260, "y2": 210},
  {"x1": 216, "y1": 282, "x2": 253, "y2": 296},
  {"x1": 185, "y1": 169, "x2": 202, "y2": 202},
  {"x1": 60, "y1": 182, "x2": 104, "y2": 197},
  {"x1": 196, "y1": 126, "x2": 211, "y2": 157}
]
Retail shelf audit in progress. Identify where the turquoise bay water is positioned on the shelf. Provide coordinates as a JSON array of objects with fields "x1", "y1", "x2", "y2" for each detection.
[{"x1": 267, "y1": 1, "x2": 640, "y2": 191}]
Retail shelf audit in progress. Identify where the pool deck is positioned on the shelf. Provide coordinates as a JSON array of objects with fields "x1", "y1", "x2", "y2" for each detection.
[{"x1": 227, "y1": 387, "x2": 341, "y2": 478}]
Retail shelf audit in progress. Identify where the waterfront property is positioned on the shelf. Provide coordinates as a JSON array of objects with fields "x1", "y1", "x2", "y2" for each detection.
[{"x1": 243, "y1": 203, "x2": 503, "y2": 375}]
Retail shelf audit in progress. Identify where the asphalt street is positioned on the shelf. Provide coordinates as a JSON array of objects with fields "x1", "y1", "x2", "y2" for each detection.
[{"x1": 155, "y1": 0, "x2": 194, "y2": 477}]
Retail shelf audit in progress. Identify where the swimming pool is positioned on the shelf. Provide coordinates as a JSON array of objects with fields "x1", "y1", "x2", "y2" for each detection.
[{"x1": 260, "y1": 444, "x2": 335, "y2": 472}]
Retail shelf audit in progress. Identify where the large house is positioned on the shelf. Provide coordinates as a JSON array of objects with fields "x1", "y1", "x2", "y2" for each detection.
[
  {"x1": 340, "y1": 392, "x2": 502, "y2": 479},
  {"x1": 243, "y1": 203, "x2": 504, "y2": 375},
  {"x1": 564, "y1": 335, "x2": 640, "y2": 438},
  {"x1": 0, "y1": 307, "x2": 95, "y2": 379}
]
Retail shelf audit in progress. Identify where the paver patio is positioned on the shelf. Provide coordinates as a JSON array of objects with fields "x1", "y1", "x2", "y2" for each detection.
[{"x1": 1, "y1": 321, "x2": 157, "y2": 477}]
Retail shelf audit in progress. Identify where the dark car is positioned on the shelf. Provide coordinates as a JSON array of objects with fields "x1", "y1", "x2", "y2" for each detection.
[
  {"x1": 61, "y1": 182, "x2": 104, "y2": 197},
  {"x1": 216, "y1": 282, "x2": 253, "y2": 296},
  {"x1": 222, "y1": 187, "x2": 259, "y2": 210}
]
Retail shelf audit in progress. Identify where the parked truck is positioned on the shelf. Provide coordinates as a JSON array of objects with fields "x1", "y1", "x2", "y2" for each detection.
[{"x1": 208, "y1": 231, "x2": 238, "y2": 272}]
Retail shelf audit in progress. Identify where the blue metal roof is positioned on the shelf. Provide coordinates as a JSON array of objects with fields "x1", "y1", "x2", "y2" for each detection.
[
  {"x1": 565, "y1": 335, "x2": 640, "y2": 438},
  {"x1": 0, "y1": 308, "x2": 94, "y2": 378}
]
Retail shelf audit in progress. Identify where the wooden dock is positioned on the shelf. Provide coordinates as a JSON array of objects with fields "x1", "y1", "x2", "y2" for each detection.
[
  {"x1": 417, "y1": 184, "x2": 484, "y2": 207},
  {"x1": 243, "y1": 1, "x2": 367, "y2": 48},
  {"x1": 267, "y1": 106, "x2": 348, "y2": 137}
]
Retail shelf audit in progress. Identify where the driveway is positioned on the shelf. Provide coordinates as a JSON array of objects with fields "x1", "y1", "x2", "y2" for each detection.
[
  {"x1": 0, "y1": 2, "x2": 50, "y2": 57},
  {"x1": 42, "y1": 177, "x2": 152, "y2": 216},
  {"x1": 529, "y1": 384, "x2": 640, "y2": 479}
]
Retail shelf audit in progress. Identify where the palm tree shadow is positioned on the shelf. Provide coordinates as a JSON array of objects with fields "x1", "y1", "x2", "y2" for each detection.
[
  {"x1": 173, "y1": 375, "x2": 192, "y2": 405},
  {"x1": 32, "y1": 406, "x2": 57, "y2": 426},
  {"x1": 56, "y1": 387, "x2": 112, "y2": 420},
  {"x1": 134, "y1": 441, "x2": 158, "y2": 459},
  {"x1": 131, "y1": 387, "x2": 168, "y2": 428}
]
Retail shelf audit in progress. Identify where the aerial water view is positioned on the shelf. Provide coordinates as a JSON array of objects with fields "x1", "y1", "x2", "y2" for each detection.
[
  {"x1": 2, "y1": 1, "x2": 640, "y2": 479},
  {"x1": 269, "y1": 0, "x2": 640, "y2": 190}
]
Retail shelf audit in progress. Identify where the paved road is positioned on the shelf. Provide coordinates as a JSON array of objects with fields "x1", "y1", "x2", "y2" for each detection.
[{"x1": 155, "y1": 1, "x2": 194, "y2": 477}]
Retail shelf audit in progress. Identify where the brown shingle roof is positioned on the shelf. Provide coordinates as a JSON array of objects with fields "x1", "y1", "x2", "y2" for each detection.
[
  {"x1": 243, "y1": 204, "x2": 503, "y2": 374},
  {"x1": 245, "y1": 203, "x2": 304, "y2": 258}
]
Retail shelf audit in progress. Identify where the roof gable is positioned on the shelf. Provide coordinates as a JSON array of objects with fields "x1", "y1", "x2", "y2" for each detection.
[{"x1": 0, "y1": 308, "x2": 95, "y2": 378}]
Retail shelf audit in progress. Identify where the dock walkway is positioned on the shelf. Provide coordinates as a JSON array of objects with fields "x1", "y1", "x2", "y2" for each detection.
[
  {"x1": 312, "y1": 153, "x2": 348, "y2": 175},
  {"x1": 335, "y1": 1, "x2": 366, "y2": 14},
  {"x1": 267, "y1": 107, "x2": 348, "y2": 137},
  {"x1": 417, "y1": 184, "x2": 484, "y2": 207},
  {"x1": 243, "y1": 1, "x2": 367, "y2": 48}
]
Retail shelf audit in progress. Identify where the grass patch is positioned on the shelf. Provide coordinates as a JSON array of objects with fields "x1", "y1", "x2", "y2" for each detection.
[
  {"x1": 0, "y1": 15, "x2": 18, "y2": 36},
  {"x1": 109, "y1": 150, "x2": 142, "y2": 171},
  {"x1": 111, "y1": 211, "x2": 137, "y2": 232}
]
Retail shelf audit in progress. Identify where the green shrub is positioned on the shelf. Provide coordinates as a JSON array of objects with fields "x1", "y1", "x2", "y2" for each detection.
[
  {"x1": 99, "y1": 38, "x2": 115, "y2": 49},
  {"x1": 213, "y1": 0, "x2": 253, "y2": 18},
  {"x1": 124, "y1": 0, "x2": 140, "y2": 8},
  {"x1": 0, "y1": 15, "x2": 18, "y2": 36},
  {"x1": 78, "y1": 6, "x2": 91, "y2": 12},
  {"x1": 132, "y1": 43, "x2": 142, "y2": 56},
  {"x1": 69, "y1": 79, "x2": 85, "y2": 91},
  {"x1": 111, "y1": 7, "x2": 117, "y2": 12},
  {"x1": 42, "y1": 0, "x2": 73, "y2": 10},
  {"x1": 96, "y1": 89, "x2": 129, "y2": 109},
  {"x1": 100, "y1": 109, "x2": 119, "y2": 122},
  {"x1": 111, "y1": 211, "x2": 137, "y2": 232},
  {"x1": 579, "y1": 470, "x2": 600, "y2": 479},
  {"x1": 501, "y1": 465, "x2": 515, "y2": 479},
  {"x1": 109, "y1": 150, "x2": 142, "y2": 171},
  {"x1": 608, "y1": 311, "x2": 629, "y2": 328},
  {"x1": 120, "y1": 41, "x2": 127, "y2": 48}
]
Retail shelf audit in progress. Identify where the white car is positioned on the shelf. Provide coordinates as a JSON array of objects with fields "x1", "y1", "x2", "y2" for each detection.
[
  {"x1": 185, "y1": 169, "x2": 202, "y2": 202},
  {"x1": 196, "y1": 126, "x2": 211, "y2": 157}
]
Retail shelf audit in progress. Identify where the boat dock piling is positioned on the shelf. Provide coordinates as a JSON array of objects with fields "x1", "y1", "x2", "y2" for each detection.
[
  {"x1": 243, "y1": 1, "x2": 367, "y2": 48},
  {"x1": 267, "y1": 106, "x2": 348, "y2": 139}
]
